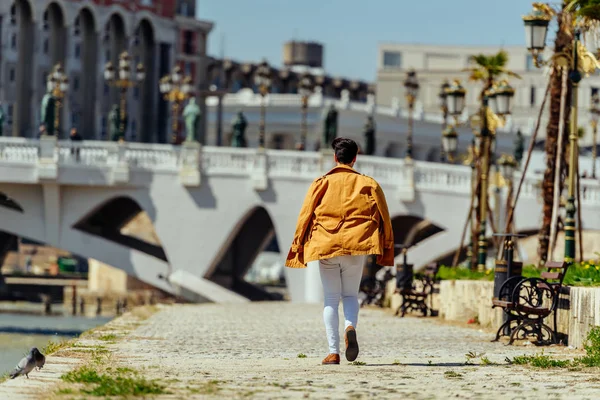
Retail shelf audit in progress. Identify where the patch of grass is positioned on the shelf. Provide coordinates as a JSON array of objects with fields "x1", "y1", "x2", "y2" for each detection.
[
  {"x1": 510, "y1": 328, "x2": 600, "y2": 369},
  {"x1": 98, "y1": 334, "x2": 118, "y2": 342},
  {"x1": 510, "y1": 354, "x2": 572, "y2": 368},
  {"x1": 510, "y1": 382, "x2": 522, "y2": 387},
  {"x1": 297, "y1": 353, "x2": 307, "y2": 358},
  {"x1": 55, "y1": 388, "x2": 75, "y2": 394},
  {"x1": 480, "y1": 356, "x2": 497, "y2": 366},
  {"x1": 392, "y1": 359, "x2": 401, "y2": 365},
  {"x1": 42, "y1": 339, "x2": 73, "y2": 356},
  {"x1": 192, "y1": 380, "x2": 222, "y2": 395},
  {"x1": 444, "y1": 371, "x2": 463, "y2": 379},
  {"x1": 62, "y1": 366, "x2": 104, "y2": 384},
  {"x1": 61, "y1": 365, "x2": 166, "y2": 397},
  {"x1": 0, "y1": 373, "x2": 9, "y2": 384},
  {"x1": 351, "y1": 361, "x2": 366, "y2": 366},
  {"x1": 580, "y1": 326, "x2": 600, "y2": 367}
]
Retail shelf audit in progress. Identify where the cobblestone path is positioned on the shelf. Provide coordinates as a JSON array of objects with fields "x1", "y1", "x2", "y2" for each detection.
[{"x1": 117, "y1": 303, "x2": 599, "y2": 399}]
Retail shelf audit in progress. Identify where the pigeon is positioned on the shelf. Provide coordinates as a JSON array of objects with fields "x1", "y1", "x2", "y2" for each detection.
[
  {"x1": 10, "y1": 348, "x2": 39, "y2": 379},
  {"x1": 34, "y1": 348, "x2": 45, "y2": 371}
]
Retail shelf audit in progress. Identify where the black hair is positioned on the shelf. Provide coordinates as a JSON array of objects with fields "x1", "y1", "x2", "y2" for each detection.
[{"x1": 332, "y1": 137, "x2": 358, "y2": 164}]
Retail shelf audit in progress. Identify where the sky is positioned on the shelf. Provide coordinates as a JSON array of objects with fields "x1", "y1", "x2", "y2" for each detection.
[{"x1": 197, "y1": 0, "x2": 537, "y2": 81}]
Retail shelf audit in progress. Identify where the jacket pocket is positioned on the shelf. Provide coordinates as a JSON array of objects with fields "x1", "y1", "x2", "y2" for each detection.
[{"x1": 314, "y1": 219, "x2": 344, "y2": 233}]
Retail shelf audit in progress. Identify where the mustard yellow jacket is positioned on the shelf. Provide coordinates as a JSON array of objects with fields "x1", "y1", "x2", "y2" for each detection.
[{"x1": 285, "y1": 164, "x2": 394, "y2": 268}]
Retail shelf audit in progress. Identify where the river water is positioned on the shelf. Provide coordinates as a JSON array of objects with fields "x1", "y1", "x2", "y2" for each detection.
[{"x1": 0, "y1": 312, "x2": 112, "y2": 375}]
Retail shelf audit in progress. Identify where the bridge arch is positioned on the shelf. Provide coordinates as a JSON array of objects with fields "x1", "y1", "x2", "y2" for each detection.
[
  {"x1": 73, "y1": 195, "x2": 167, "y2": 262},
  {"x1": 391, "y1": 214, "x2": 444, "y2": 257},
  {"x1": 205, "y1": 205, "x2": 283, "y2": 301}
]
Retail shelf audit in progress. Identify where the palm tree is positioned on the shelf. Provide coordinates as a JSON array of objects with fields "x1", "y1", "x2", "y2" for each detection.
[
  {"x1": 538, "y1": 5, "x2": 574, "y2": 266},
  {"x1": 465, "y1": 50, "x2": 522, "y2": 97}
]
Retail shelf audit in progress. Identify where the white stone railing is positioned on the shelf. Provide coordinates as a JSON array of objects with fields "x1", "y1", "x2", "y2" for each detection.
[
  {"x1": 0, "y1": 136, "x2": 598, "y2": 207},
  {"x1": 0, "y1": 138, "x2": 39, "y2": 163}
]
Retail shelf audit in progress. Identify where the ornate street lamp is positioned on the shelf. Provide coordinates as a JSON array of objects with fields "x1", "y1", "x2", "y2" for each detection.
[
  {"x1": 590, "y1": 93, "x2": 600, "y2": 179},
  {"x1": 523, "y1": 3, "x2": 599, "y2": 263},
  {"x1": 159, "y1": 65, "x2": 194, "y2": 144},
  {"x1": 46, "y1": 63, "x2": 69, "y2": 136},
  {"x1": 441, "y1": 79, "x2": 467, "y2": 163},
  {"x1": 489, "y1": 80, "x2": 515, "y2": 117},
  {"x1": 104, "y1": 51, "x2": 146, "y2": 141},
  {"x1": 298, "y1": 73, "x2": 314, "y2": 151},
  {"x1": 253, "y1": 60, "x2": 272, "y2": 149},
  {"x1": 404, "y1": 69, "x2": 419, "y2": 159},
  {"x1": 442, "y1": 126, "x2": 458, "y2": 163},
  {"x1": 523, "y1": 7, "x2": 551, "y2": 66}
]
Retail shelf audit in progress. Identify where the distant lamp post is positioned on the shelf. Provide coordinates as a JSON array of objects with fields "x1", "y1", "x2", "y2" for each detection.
[
  {"x1": 104, "y1": 51, "x2": 146, "y2": 141},
  {"x1": 439, "y1": 80, "x2": 451, "y2": 162},
  {"x1": 159, "y1": 65, "x2": 194, "y2": 144},
  {"x1": 298, "y1": 73, "x2": 314, "y2": 151},
  {"x1": 590, "y1": 93, "x2": 600, "y2": 179},
  {"x1": 254, "y1": 60, "x2": 272, "y2": 149},
  {"x1": 47, "y1": 63, "x2": 69, "y2": 135},
  {"x1": 404, "y1": 69, "x2": 419, "y2": 159}
]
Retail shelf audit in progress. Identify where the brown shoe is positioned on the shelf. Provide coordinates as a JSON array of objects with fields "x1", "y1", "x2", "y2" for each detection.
[
  {"x1": 345, "y1": 326, "x2": 359, "y2": 362},
  {"x1": 322, "y1": 353, "x2": 340, "y2": 365}
]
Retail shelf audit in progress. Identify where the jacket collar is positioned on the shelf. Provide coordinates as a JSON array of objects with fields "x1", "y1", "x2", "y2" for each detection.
[{"x1": 324, "y1": 164, "x2": 359, "y2": 176}]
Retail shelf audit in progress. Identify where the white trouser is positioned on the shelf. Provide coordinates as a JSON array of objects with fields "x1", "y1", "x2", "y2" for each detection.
[{"x1": 318, "y1": 254, "x2": 366, "y2": 354}]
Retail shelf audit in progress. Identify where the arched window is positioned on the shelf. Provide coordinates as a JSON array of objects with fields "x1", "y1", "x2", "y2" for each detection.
[
  {"x1": 10, "y1": 33, "x2": 17, "y2": 50},
  {"x1": 10, "y1": 5, "x2": 16, "y2": 25},
  {"x1": 43, "y1": 39, "x2": 49, "y2": 54},
  {"x1": 43, "y1": 10, "x2": 49, "y2": 31},
  {"x1": 74, "y1": 16, "x2": 80, "y2": 36}
]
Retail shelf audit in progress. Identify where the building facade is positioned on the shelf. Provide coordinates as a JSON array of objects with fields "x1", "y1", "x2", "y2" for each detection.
[
  {"x1": 206, "y1": 39, "x2": 374, "y2": 103},
  {"x1": 0, "y1": 0, "x2": 213, "y2": 143},
  {"x1": 376, "y1": 43, "x2": 600, "y2": 147}
]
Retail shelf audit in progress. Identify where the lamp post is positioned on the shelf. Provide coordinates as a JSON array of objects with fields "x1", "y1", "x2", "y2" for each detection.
[
  {"x1": 523, "y1": 4, "x2": 599, "y2": 263},
  {"x1": 404, "y1": 69, "x2": 419, "y2": 159},
  {"x1": 298, "y1": 73, "x2": 314, "y2": 151},
  {"x1": 253, "y1": 60, "x2": 272, "y2": 149},
  {"x1": 475, "y1": 81, "x2": 515, "y2": 271},
  {"x1": 439, "y1": 80, "x2": 451, "y2": 162},
  {"x1": 159, "y1": 66, "x2": 194, "y2": 144},
  {"x1": 104, "y1": 51, "x2": 146, "y2": 141},
  {"x1": 47, "y1": 63, "x2": 69, "y2": 135},
  {"x1": 590, "y1": 93, "x2": 600, "y2": 179}
]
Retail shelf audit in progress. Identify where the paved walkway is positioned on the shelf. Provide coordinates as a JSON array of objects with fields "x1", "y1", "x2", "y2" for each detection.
[{"x1": 3, "y1": 303, "x2": 600, "y2": 399}]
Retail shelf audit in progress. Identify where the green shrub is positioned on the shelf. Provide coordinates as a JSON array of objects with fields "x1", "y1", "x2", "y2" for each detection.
[{"x1": 436, "y1": 261, "x2": 600, "y2": 288}]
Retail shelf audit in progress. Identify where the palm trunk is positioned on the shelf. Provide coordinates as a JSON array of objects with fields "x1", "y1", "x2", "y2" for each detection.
[
  {"x1": 549, "y1": 68, "x2": 568, "y2": 261},
  {"x1": 538, "y1": 9, "x2": 573, "y2": 266}
]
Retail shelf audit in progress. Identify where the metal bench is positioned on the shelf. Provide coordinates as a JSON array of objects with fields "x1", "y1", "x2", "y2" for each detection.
[
  {"x1": 394, "y1": 263, "x2": 439, "y2": 317},
  {"x1": 492, "y1": 261, "x2": 569, "y2": 345}
]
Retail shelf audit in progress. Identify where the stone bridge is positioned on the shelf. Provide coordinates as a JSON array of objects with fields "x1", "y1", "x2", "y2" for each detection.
[{"x1": 0, "y1": 137, "x2": 598, "y2": 303}]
